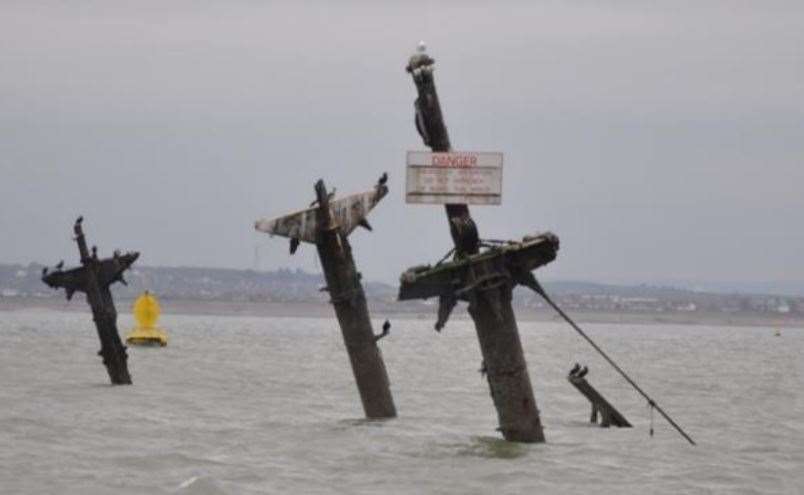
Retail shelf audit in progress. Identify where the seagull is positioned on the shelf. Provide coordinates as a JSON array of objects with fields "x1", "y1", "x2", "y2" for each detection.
[
  {"x1": 570, "y1": 363, "x2": 581, "y2": 376},
  {"x1": 577, "y1": 366, "x2": 589, "y2": 378},
  {"x1": 378, "y1": 172, "x2": 388, "y2": 186},
  {"x1": 55, "y1": 260, "x2": 64, "y2": 270}
]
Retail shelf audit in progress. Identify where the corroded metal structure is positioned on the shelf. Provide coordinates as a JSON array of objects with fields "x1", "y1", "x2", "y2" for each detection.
[
  {"x1": 567, "y1": 365, "x2": 631, "y2": 427},
  {"x1": 400, "y1": 46, "x2": 559, "y2": 442},
  {"x1": 255, "y1": 177, "x2": 397, "y2": 419},
  {"x1": 41, "y1": 217, "x2": 138, "y2": 384}
]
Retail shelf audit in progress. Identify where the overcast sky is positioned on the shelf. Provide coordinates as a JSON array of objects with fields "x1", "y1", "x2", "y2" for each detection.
[{"x1": 1, "y1": 1, "x2": 802, "y2": 288}]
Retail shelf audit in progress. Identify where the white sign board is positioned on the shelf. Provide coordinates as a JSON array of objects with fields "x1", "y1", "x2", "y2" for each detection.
[{"x1": 406, "y1": 151, "x2": 503, "y2": 205}]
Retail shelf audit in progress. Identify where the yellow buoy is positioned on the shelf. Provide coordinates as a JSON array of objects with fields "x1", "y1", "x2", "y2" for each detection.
[{"x1": 126, "y1": 291, "x2": 168, "y2": 347}]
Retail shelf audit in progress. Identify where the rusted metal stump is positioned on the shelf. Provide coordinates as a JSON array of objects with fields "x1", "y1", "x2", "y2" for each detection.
[
  {"x1": 41, "y1": 217, "x2": 139, "y2": 385},
  {"x1": 398, "y1": 46, "x2": 559, "y2": 442},
  {"x1": 255, "y1": 176, "x2": 396, "y2": 419},
  {"x1": 567, "y1": 365, "x2": 631, "y2": 427}
]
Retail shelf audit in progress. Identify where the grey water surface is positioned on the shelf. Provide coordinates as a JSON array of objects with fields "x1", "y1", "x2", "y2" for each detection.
[{"x1": 1, "y1": 310, "x2": 801, "y2": 494}]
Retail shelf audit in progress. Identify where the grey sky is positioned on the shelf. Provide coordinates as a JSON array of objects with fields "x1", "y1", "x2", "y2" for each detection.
[{"x1": 1, "y1": 1, "x2": 802, "y2": 286}]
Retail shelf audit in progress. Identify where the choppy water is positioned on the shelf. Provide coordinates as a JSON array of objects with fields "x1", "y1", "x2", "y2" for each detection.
[{"x1": 0, "y1": 309, "x2": 802, "y2": 494}]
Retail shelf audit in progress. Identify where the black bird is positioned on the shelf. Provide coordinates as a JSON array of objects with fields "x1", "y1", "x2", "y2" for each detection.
[
  {"x1": 42, "y1": 267, "x2": 48, "y2": 276},
  {"x1": 91, "y1": 245, "x2": 98, "y2": 259},
  {"x1": 76, "y1": 215, "x2": 83, "y2": 225},
  {"x1": 374, "y1": 320, "x2": 391, "y2": 342},
  {"x1": 378, "y1": 172, "x2": 388, "y2": 186},
  {"x1": 308, "y1": 188, "x2": 336, "y2": 207},
  {"x1": 570, "y1": 363, "x2": 581, "y2": 376},
  {"x1": 415, "y1": 110, "x2": 430, "y2": 145},
  {"x1": 289, "y1": 238, "x2": 300, "y2": 255},
  {"x1": 577, "y1": 366, "x2": 589, "y2": 378},
  {"x1": 55, "y1": 260, "x2": 64, "y2": 270},
  {"x1": 358, "y1": 218, "x2": 373, "y2": 231}
]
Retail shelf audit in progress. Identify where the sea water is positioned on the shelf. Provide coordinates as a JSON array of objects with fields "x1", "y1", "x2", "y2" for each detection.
[{"x1": 0, "y1": 310, "x2": 801, "y2": 494}]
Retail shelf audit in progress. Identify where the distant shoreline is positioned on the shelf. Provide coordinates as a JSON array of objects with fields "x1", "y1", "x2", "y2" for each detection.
[{"x1": 2, "y1": 296, "x2": 802, "y2": 329}]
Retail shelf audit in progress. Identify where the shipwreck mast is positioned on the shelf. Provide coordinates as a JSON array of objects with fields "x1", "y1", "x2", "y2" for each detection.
[
  {"x1": 256, "y1": 177, "x2": 396, "y2": 418},
  {"x1": 401, "y1": 45, "x2": 559, "y2": 442},
  {"x1": 41, "y1": 217, "x2": 139, "y2": 384}
]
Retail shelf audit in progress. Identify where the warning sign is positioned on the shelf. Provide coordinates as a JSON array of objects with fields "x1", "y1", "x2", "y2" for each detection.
[{"x1": 406, "y1": 151, "x2": 503, "y2": 205}]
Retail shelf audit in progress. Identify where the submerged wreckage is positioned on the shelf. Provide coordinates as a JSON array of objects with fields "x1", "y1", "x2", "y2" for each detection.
[
  {"x1": 256, "y1": 176, "x2": 397, "y2": 419},
  {"x1": 399, "y1": 44, "x2": 695, "y2": 445},
  {"x1": 41, "y1": 217, "x2": 139, "y2": 385},
  {"x1": 400, "y1": 44, "x2": 559, "y2": 442},
  {"x1": 26, "y1": 45, "x2": 695, "y2": 447}
]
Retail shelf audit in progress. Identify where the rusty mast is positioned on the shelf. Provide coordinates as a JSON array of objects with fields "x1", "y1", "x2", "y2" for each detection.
[
  {"x1": 256, "y1": 176, "x2": 397, "y2": 419},
  {"x1": 399, "y1": 45, "x2": 559, "y2": 442},
  {"x1": 41, "y1": 217, "x2": 139, "y2": 385}
]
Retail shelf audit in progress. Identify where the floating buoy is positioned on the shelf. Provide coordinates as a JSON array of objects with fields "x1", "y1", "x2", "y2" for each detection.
[{"x1": 126, "y1": 291, "x2": 168, "y2": 347}]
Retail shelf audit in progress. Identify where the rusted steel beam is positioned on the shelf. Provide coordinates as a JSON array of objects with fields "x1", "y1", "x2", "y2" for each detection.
[
  {"x1": 255, "y1": 177, "x2": 396, "y2": 419},
  {"x1": 567, "y1": 365, "x2": 631, "y2": 428},
  {"x1": 41, "y1": 217, "x2": 138, "y2": 384},
  {"x1": 402, "y1": 46, "x2": 558, "y2": 442}
]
